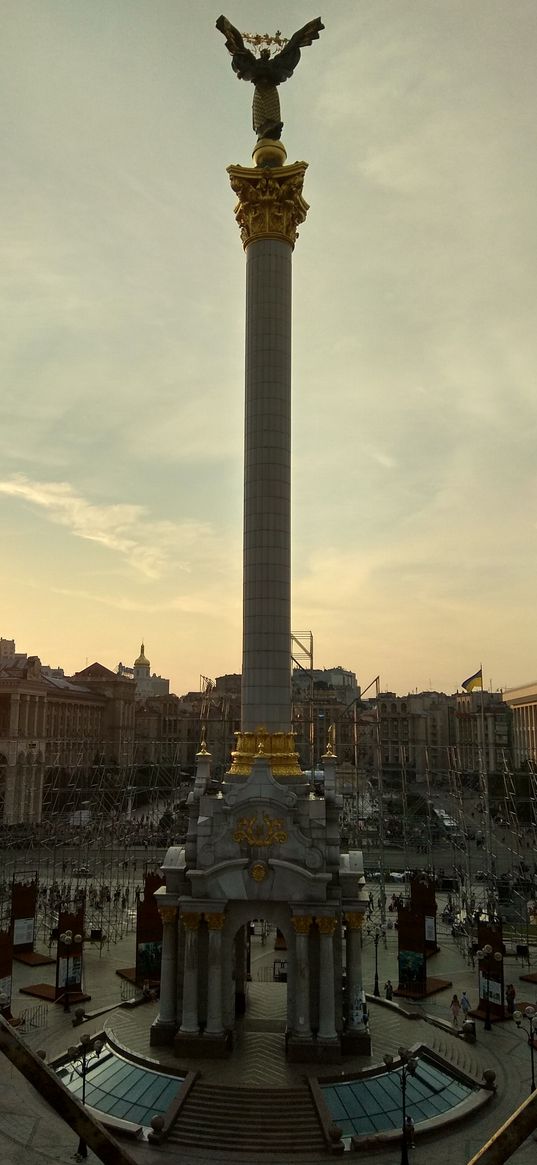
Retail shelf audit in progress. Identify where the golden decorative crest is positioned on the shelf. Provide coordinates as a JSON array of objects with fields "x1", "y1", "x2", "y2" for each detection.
[
  {"x1": 233, "y1": 813, "x2": 288, "y2": 847},
  {"x1": 227, "y1": 161, "x2": 309, "y2": 250},
  {"x1": 250, "y1": 862, "x2": 267, "y2": 882}
]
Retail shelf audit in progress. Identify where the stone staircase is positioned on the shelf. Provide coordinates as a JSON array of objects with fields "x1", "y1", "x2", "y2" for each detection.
[{"x1": 167, "y1": 1080, "x2": 328, "y2": 1154}]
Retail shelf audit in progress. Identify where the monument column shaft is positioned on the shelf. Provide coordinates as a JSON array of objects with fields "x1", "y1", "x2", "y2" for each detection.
[{"x1": 242, "y1": 237, "x2": 292, "y2": 733}]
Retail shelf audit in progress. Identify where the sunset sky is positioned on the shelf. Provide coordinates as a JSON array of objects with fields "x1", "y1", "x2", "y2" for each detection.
[{"x1": 2, "y1": 1, "x2": 536, "y2": 697}]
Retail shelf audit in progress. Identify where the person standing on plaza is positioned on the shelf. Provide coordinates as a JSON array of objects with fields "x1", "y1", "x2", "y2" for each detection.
[
  {"x1": 461, "y1": 991, "x2": 471, "y2": 1017},
  {"x1": 506, "y1": 983, "x2": 516, "y2": 1014},
  {"x1": 385, "y1": 979, "x2": 393, "y2": 1001},
  {"x1": 450, "y1": 993, "x2": 461, "y2": 1027},
  {"x1": 404, "y1": 1115, "x2": 416, "y2": 1149}
]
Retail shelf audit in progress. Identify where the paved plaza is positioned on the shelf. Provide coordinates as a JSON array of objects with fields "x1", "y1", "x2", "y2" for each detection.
[{"x1": 1, "y1": 898, "x2": 537, "y2": 1165}]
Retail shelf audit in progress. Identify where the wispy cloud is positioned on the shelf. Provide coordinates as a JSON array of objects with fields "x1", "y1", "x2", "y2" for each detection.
[{"x1": 0, "y1": 474, "x2": 208, "y2": 579}]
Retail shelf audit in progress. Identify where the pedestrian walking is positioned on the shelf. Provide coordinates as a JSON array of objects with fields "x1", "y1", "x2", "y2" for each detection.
[
  {"x1": 384, "y1": 979, "x2": 393, "y2": 1001},
  {"x1": 460, "y1": 991, "x2": 471, "y2": 1016},
  {"x1": 506, "y1": 984, "x2": 516, "y2": 1015},
  {"x1": 450, "y1": 994, "x2": 461, "y2": 1027}
]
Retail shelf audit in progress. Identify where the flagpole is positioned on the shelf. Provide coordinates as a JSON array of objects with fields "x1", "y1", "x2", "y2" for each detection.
[{"x1": 478, "y1": 662, "x2": 495, "y2": 916}]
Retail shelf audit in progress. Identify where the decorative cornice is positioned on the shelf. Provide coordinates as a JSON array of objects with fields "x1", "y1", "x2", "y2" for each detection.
[{"x1": 227, "y1": 161, "x2": 309, "y2": 250}]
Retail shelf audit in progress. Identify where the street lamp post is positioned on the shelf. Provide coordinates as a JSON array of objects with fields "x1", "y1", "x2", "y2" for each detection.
[
  {"x1": 383, "y1": 1046, "x2": 418, "y2": 1165},
  {"x1": 513, "y1": 1006, "x2": 536, "y2": 1093},
  {"x1": 67, "y1": 1033, "x2": 103, "y2": 1161},
  {"x1": 60, "y1": 929, "x2": 82, "y2": 1013},
  {"x1": 476, "y1": 943, "x2": 503, "y2": 1031},
  {"x1": 367, "y1": 924, "x2": 386, "y2": 997}
]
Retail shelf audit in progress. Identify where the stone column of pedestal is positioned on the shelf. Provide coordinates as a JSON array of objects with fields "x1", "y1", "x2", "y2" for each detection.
[
  {"x1": 345, "y1": 912, "x2": 365, "y2": 1028},
  {"x1": 226, "y1": 145, "x2": 309, "y2": 743},
  {"x1": 205, "y1": 912, "x2": 225, "y2": 1036},
  {"x1": 292, "y1": 914, "x2": 312, "y2": 1038},
  {"x1": 180, "y1": 912, "x2": 200, "y2": 1034},
  {"x1": 157, "y1": 905, "x2": 178, "y2": 1027},
  {"x1": 317, "y1": 916, "x2": 338, "y2": 1041}
]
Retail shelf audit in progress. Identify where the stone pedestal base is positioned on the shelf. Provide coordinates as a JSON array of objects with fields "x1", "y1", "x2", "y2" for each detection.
[
  {"x1": 287, "y1": 1036, "x2": 342, "y2": 1064},
  {"x1": 174, "y1": 1030, "x2": 231, "y2": 1059},
  {"x1": 150, "y1": 1018, "x2": 177, "y2": 1047},
  {"x1": 341, "y1": 1030, "x2": 372, "y2": 1055}
]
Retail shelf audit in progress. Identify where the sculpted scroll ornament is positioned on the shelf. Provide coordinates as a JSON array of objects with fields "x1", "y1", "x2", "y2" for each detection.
[
  {"x1": 228, "y1": 162, "x2": 309, "y2": 249},
  {"x1": 233, "y1": 813, "x2": 288, "y2": 847}
]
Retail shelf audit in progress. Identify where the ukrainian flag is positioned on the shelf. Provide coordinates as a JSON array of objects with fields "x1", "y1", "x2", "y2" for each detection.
[{"x1": 462, "y1": 668, "x2": 483, "y2": 692}]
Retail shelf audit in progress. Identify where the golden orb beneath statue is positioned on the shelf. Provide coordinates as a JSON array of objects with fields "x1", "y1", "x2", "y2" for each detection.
[{"x1": 253, "y1": 138, "x2": 287, "y2": 168}]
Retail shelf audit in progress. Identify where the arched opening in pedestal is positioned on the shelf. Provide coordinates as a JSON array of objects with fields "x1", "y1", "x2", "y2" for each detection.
[{"x1": 226, "y1": 907, "x2": 296, "y2": 1056}]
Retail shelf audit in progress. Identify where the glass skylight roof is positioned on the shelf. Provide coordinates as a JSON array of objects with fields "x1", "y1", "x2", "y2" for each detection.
[
  {"x1": 322, "y1": 1058, "x2": 475, "y2": 1138},
  {"x1": 56, "y1": 1047, "x2": 183, "y2": 1127}
]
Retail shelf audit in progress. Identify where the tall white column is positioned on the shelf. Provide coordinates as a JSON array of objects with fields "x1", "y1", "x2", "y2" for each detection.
[
  {"x1": 227, "y1": 150, "x2": 309, "y2": 737},
  {"x1": 205, "y1": 912, "x2": 225, "y2": 1036},
  {"x1": 345, "y1": 912, "x2": 365, "y2": 1029},
  {"x1": 180, "y1": 912, "x2": 200, "y2": 1034},
  {"x1": 157, "y1": 905, "x2": 178, "y2": 1026},
  {"x1": 317, "y1": 916, "x2": 338, "y2": 1041},
  {"x1": 292, "y1": 915, "x2": 312, "y2": 1038}
]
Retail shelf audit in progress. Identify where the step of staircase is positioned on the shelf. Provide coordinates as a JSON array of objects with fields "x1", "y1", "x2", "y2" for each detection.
[{"x1": 168, "y1": 1081, "x2": 328, "y2": 1154}]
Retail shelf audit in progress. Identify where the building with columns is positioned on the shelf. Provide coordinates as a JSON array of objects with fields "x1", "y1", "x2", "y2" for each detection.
[
  {"x1": 502, "y1": 681, "x2": 537, "y2": 768},
  {"x1": 151, "y1": 47, "x2": 368, "y2": 1062},
  {"x1": 0, "y1": 647, "x2": 135, "y2": 825}
]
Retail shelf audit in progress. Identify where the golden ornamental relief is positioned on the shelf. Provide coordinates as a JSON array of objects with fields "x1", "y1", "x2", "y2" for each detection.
[
  {"x1": 345, "y1": 912, "x2": 365, "y2": 931},
  {"x1": 250, "y1": 862, "x2": 268, "y2": 882},
  {"x1": 158, "y1": 905, "x2": 177, "y2": 925},
  {"x1": 227, "y1": 162, "x2": 309, "y2": 250},
  {"x1": 227, "y1": 729, "x2": 301, "y2": 778},
  {"x1": 205, "y1": 912, "x2": 226, "y2": 930},
  {"x1": 317, "y1": 916, "x2": 338, "y2": 937},
  {"x1": 292, "y1": 915, "x2": 312, "y2": 936},
  {"x1": 181, "y1": 912, "x2": 201, "y2": 931},
  {"x1": 233, "y1": 813, "x2": 288, "y2": 847}
]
